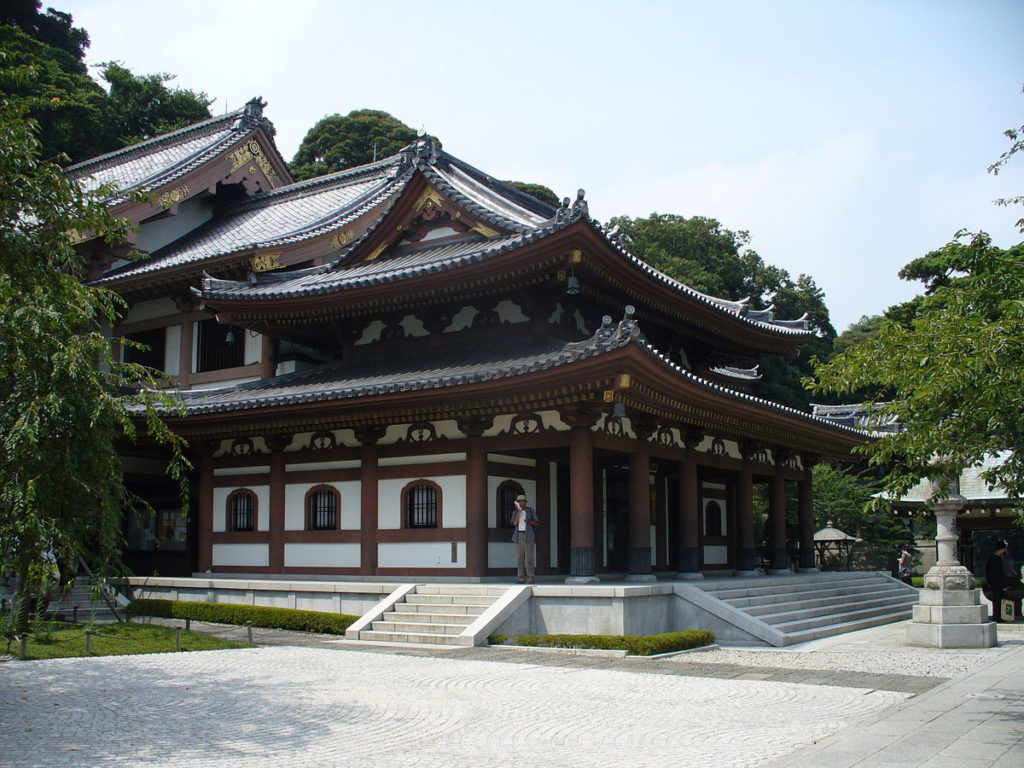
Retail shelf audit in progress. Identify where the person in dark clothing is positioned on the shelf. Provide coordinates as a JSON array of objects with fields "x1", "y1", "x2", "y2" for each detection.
[{"x1": 985, "y1": 540, "x2": 1009, "y2": 622}]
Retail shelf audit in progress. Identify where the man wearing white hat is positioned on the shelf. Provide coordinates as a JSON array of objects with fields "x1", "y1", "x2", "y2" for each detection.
[{"x1": 511, "y1": 494, "x2": 540, "y2": 584}]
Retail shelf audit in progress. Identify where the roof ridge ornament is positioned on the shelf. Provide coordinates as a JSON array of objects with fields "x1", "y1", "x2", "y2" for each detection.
[
  {"x1": 554, "y1": 189, "x2": 589, "y2": 224},
  {"x1": 412, "y1": 134, "x2": 440, "y2": 165},
  {"x1": 606, "y1": 223, "x2": 632, "y2": 248},
  {"x1": 234, "y1": 97, "x2": 273, "y2": 134}
]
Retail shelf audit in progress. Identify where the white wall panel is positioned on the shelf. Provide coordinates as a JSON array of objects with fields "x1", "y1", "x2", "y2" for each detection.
[
  {"x1": 378, "y1": 475, "x2": 466, "y2": 529},
  {"x1": 703, "y1": 545, "x2": 728, "y2": 565},
  {"x1": 212, "y1": 543, "x2": 268, "y2": 567},
  {"x1": 488, "y1": 541, "x2": 517, "y2": 568},
  {"x1": 378, "y1": 542, "x2": 465, "y2": 568},
  {"x1": 212, "y1": 485, "x2": 270, "y2": 532},
  {"x1": 283, "y1": 543, "x2": 360, "y2": 568}
]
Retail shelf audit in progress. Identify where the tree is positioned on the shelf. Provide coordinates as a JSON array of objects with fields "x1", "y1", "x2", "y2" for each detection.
[
  {"x1": 503, "y1": 180, "x2": 560, "y2": 208},
  {"x1": 98, "y1": 62, "x2": 212, "y2": 147},
  {"x1": 291, "y1": 109, "x2": 417, "y2": 180},
  {"x1": 0, "y1": 75, "x2": 188, "y2": 631},
  {"x1": 610, "y1": 212, "x2": 836, "y2": 409},
  {"x1": 809, "y1": 232, "x2": 1024, "y2": 505},
  {"x1": 0, "y1": 0, "x2": 89, "y2": 72}
]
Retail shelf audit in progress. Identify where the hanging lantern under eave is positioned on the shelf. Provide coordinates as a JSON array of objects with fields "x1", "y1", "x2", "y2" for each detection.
[
  {"x1": 565, "y1": 274, "x2": 581, "y2": 295},
  {"x1": 224, "y1": 329, "x2": 237, "y2": 345},
  {"x1": 611, "y1": 402, "x2": 626, "y2": 420}
]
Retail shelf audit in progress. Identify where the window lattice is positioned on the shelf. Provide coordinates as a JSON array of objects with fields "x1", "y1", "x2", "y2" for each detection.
[
  {"x1": 406, "y1": 484, "x2": 437, "y2": 529},
  {"x1": 231, "y1": 492, "x2": 255, "y2": 532},
  {"x1": 309, "y1": 488, "x2": 337, "y2": 530}
]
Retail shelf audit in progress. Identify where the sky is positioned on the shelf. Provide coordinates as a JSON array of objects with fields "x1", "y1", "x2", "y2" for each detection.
[{"x1": 60, "y1": 0, "x2": 1024, "y2": 332}]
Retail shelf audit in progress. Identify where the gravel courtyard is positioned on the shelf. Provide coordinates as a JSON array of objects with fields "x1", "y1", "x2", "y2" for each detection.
[{"x1": 0, "y1": 645, "x2": 910, "y2": 768}]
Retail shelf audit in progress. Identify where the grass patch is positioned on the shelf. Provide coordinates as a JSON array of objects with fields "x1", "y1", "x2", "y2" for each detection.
[
  {"x1": 488, "y1": 629, "x2": 715, "y2": 656},
  {"x1": 4, "y1": 622, "x2": 249, "y2": 661},
  {"x1": 128, "y1": 598, "x2": 358, "y2": 635}
]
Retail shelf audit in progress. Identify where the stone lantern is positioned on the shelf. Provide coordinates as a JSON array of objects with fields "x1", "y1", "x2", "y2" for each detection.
[{"x1": 906, "y1": 492, "x2": 996, "y2": 648}]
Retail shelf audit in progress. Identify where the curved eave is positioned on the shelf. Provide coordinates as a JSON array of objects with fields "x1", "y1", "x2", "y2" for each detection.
[{"x1": 158, "y1": 336, "x2": 865, "y2": 459}]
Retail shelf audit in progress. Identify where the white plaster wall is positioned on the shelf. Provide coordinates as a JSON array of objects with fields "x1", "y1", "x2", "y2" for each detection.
[
  {"x1": 213, "y1": 466, "x2": 270, "y2": 477},
  {"x1": 704, "y1": 545, "x2": 728, "y2": 565},
  {"x1": 488, "y1": 541, "x2": 517, "y2": 568},
  {"x1": 486, "y1": 477, "x2": 536, "y2": 527},
  {"x1": 377, "y1": 475, "x2": 466, "y2": 529},
  {"x1": 212, "y1": 485, "x2": 270, "y2": 532},
  {"x1": 283, "y1": 543, "x2": 360, "y2": 568},
  {"x1": 190, "y1": 377, "x2": 260, "y2": 390},
  {"x1": 164, "y1": 325, "x2": 180, "y2": 376},
  {"x1": 378, "y1": 542, "x2": 465, "y2": 568},
  {"x1": 284, "y1": 481, "x2": 361, "y2": 530},
  {"x1": 211, "y1": 543, "x2": 268, "y2": 567},
  {"x1": 244, "y1": 331, "x2": 262, "y2": 366},
  {"x1": 123, "y1": 297, "x2": 179, "y2": 324},
  {"x1": 496, "y1": 299, "x2": 529, "y2": 323},
  {"x1": 378, "y1": 452, "x2": 466, "y2": 467},
  {"x1": 446, "y1": 305, "x2": 476, "y2": 333},
  {"x1": 285, "y1": 460, "x2": 360, "y2": 472},
  {"x1": 135, "y1": 196, "x2": 213, "y2": 253},
  {"x1": 487, "y1": 453, "x2": 535, "y2": 467}
]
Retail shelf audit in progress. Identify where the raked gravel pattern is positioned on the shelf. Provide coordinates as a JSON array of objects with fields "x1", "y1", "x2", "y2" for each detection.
[{"x1": 0, "y1": 645, "x2": 909, "y2": 768}]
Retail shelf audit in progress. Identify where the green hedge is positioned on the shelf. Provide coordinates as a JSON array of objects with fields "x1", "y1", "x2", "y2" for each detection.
[
  {"x1": 489, "y1": 629, "x2": 714, "y2": 656},
  {"x1": 128, "y1": 599, "x2": 357, "y2": 635}
]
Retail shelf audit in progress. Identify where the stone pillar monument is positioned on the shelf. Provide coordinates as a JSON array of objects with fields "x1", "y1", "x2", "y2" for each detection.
[{"x1": 906, "y1": 493, "x2": 996, "y2": 648}]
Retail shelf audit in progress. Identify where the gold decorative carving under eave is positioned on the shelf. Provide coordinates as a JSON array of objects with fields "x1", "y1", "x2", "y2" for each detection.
[
  {"x1": 158, "y1": 184, "x2": 190, "y2": 208},
  {"x1": 471, "y1": 221, "x2": 500, "y2": 238},
  {"x1": 365, "y1": 243, "x2": 387, "y2": 261},
  {"x1": 413, "y1": 186, "x2": 446, "y2": 213},
  {"x1": 250, "y1": 251, "x2": 283, "y2": 272},
  {"x1": 330, "y1": 230, "x2": 355, "y2": 249},
  {"x1": 229, "y1": 139, "x2": 280, "y2": 188}
]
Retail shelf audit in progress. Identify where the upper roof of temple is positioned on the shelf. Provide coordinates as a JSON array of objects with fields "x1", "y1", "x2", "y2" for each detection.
[{"x1": 66, "y1": 97, "x2": 289, "y2": 206}]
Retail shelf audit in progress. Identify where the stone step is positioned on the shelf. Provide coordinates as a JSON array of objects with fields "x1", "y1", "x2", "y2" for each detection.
[
  {"x1": 405, "y1": 594, "x2": 496, "y2": 606},
  {"x1": 705, "y1": 574, "x2": 889, "y2": 601},
  {"x1": 740, "y1": 588, "x2": 914, "y2": 616},
  {"x1": 773, "y1": 602, "x2": 914, "y2": 634},
  {"x1": 756, "y1": 594, "x2": 918, "y2": 626},
  {"x1": 413, "y1": 585, "x2": 509, "y2": 597},
  {"x1": 383, "y1": 610, "x2": 476, "y2": 626},
  {"x1": 398, "y1": 602, "x2": 488, "y2": 616},
  {"x1": 358, "y1": 630, "x2": 464, "y2": 646},
  {"x1": 782, "y1": 610, "x2": 915, "y2": 646},
  {"x1": 372, "y1": 620, "x2": 466, "y2": 635},
  {"x1": 724, "y1": 583, "x2": 897, "y2": 609}
]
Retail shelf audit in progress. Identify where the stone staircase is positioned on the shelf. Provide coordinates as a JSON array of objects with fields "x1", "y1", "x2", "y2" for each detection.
[
  {"x1": 47, "y1": 576, "x2": 126, "y2": 622},
  {"x1": 348, "y1": 584, "x2": 522, "y2": 646},
  {"x1": 696, "y1": 571, "x2": 919, "y2": 646}
]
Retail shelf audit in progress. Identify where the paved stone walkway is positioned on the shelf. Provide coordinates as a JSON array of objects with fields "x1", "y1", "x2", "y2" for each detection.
[{"x1": 0, "y1": 645, "x2": 908, "y2": 768}]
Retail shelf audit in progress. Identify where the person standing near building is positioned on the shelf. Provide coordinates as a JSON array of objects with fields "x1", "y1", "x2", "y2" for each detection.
[
  {"x1": 985, "y1": 540, "x2": 1009, "y2": 622},
  {"x1": 511, "y1": 494, "x2": 539, "y2": 584},
  {"x1": 898, "y1": 547, "x2": 913, "y2": 583}
]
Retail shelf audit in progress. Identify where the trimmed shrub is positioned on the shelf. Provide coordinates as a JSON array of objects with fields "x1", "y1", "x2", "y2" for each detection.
[
  {"x1": 128, "y1": 598, "x2": 357, "y2": 635},
  {"x1": 490, "y1": 629, "x2": 714, "y2": 655}
]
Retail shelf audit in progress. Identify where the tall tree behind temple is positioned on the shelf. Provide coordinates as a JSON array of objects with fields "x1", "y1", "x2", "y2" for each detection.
[
  {"x1": 1, "y1": 4, "x2": 212, "y2": 163},
  {"x1": 609, "y1": 213, "x2": 836, "y2": 410},
  {"x1": 291, "y1": 109, "x2": 418, "y2": 180}
]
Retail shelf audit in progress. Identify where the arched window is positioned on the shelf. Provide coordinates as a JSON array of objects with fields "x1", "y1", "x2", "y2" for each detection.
[
  {"x1": 496, "y1": 480, "x2": 524, "y2": 529},
  {"x1": 404, "y1": 481, "x2": 440, "y2": 529},
  {"x1": 704, "y1": 500, "x2": 723, "y2": 537},
  {"x1": 227, "y1": 490, "x2": 257, "y2": 532},
  {"x1": 307, "y1": 486, "x2": 339, "y2": 530}
]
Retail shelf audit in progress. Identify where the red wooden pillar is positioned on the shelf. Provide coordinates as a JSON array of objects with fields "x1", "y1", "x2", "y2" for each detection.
[
  {"x1": 356, "y1": 425, "x2": 385, "y2": 575},
  {"x1": 266, "y1": 434, "x2": 289, "y2": 573},
  {"x1": 798, "y1": 454, "x2": 818, "y2": 571},
  {"x1": 536, "y1": 455, "x2": 552, "y2": 574},
  {"x1": 736, "y1": 442, "x2": 756, "y2": 575},
  {"x1": 465, "y1": 433, "x2": 488, "y2": 578}
]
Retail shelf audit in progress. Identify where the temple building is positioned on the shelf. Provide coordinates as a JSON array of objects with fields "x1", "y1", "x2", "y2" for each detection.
[{"x1": 72, "y1": 99, "x2": 867, "y2": 582}]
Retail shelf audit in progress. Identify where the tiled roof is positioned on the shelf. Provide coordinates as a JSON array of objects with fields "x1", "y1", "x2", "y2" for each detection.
[
  {"x1": 95, "y1": 163, "x2": 402, "y2": 284},
  {"x1": 162, "y1": 308, "x2": 865, "y2": 442},
  {"x1": 66, "y1": 98, "x2": 278, "y2": 201}
]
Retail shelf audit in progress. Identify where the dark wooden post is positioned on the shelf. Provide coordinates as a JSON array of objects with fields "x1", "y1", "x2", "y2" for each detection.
[
  {"x1": 459, "y1": 415, "x2": 493, "y2": 579},
  {"x1": 355, "y1": 425, "x2": 386, "y2": 575},
  {"x1": 736, "y1": 441, "x2": 757, "y2": 576},
  {"x1": 798, "y1": 454, "x2": 818, "y2": 572},
  {"x1": 768, "y1": 447, "x2": 790, "y2": 573},
  {"x1": 628, "y1": 418, "x2": 654, "y2": 580},
  {"x1": 564, "y1": 405, "x2": 599, "y2": 583},
  {"x1": 196, "y1": 441, "x2": 217, "y2": 572},
  {"x1": 266, "y1": 433, "x2": 290, "y2": 573},
  {"x1": 675, "y1": 427, "x2": 703, "y2": 578}
]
